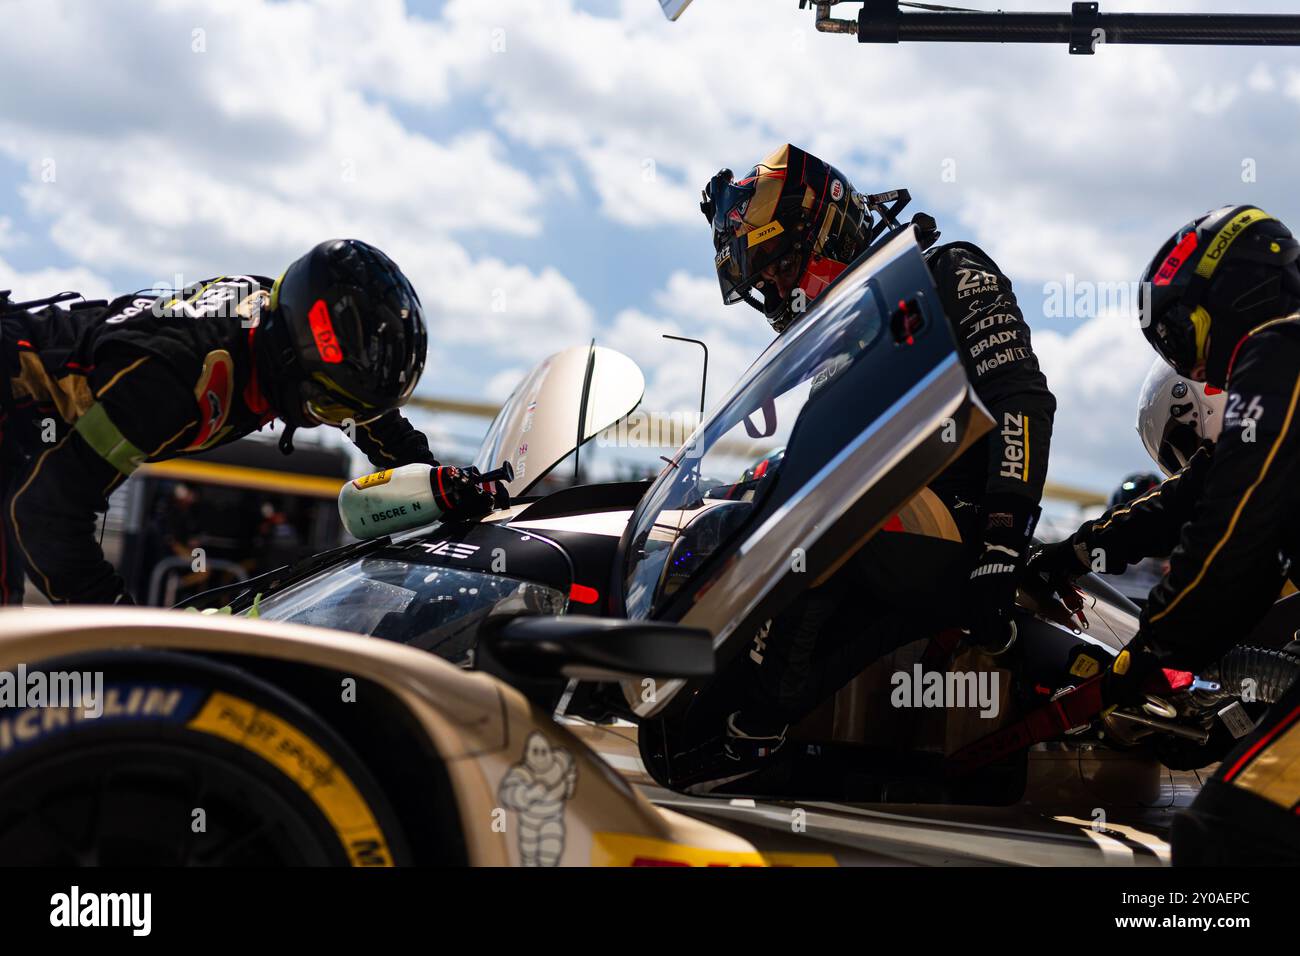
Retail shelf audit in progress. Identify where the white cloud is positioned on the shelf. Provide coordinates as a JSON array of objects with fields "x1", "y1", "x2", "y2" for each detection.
[
  {"x1": 0, "y1": 0, "x2": 586, "y2": 408},
  {"x1": 0, "y1": 254, "x2": 112, "y2": 303},
  {"x1": 0, "y1": 0, "x2": 543, "y2": 280},
  {"x1": 605, "y1": 270, "x2": 773, "y2": 415},
  {"x1": 957, "y1": 190, "x2": 1144, "y2": 289},
  {"x1": 1248, "y1": 64, "x2": 1278, "y2": 93},
  {"x1": 424, "y1": 0, "x2": 1300, "y2": 276},
  {"x1": 652, "y1": 271, "x2": 756, "y2": 335},
  {"x1": 423, "y1": 247, "x2": 597, "y2": 362},
  {"x1": 1191, "y1": 83, "x2": 1241, "y2": 116},
  {"x1": 485, "y1": 367, "x2": 527, "y2": 402},
  {"x1": 1034, "y1": 312, "x2": 1157, "y2": 490}
]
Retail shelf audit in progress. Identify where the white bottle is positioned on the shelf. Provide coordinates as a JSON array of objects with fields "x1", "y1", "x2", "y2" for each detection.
[{"x1": 337, "y1": 463, "x2": 443, "y2": 540}]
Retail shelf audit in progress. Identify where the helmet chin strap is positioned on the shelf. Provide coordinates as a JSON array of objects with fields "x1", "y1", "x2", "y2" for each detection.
[
  {"x1": 273, "y1": 380, "x2": 310, "y2": 455},
  {"x1": 253, "y1": 305, "x2": 313, "y2": 456},
  {"x1": 275, "y1": 377, "x2": 328, "y2": 456},
  {"x1": 278, "y1": 424, "x2": 297, "y2": 456}
]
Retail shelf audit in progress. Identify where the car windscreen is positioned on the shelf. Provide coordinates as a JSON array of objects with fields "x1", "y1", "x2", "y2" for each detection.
[
  {"x1": 622, "y1": 280, "x2": 886, "y2": 621},
  {"x1": 251, "y1": 557, "x2": 567, "y2": 665}
]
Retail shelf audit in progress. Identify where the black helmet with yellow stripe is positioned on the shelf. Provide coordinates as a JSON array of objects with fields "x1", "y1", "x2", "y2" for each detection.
[
  {"x1": 1140, "y1": 206, "x2": 1300, "y2": 388},
  {"x1": 701, "y1": 144, "x2": 890, "y2": 333},
  {"x1": 261, "y1": 239, "x2": 427, "y2": 436}
]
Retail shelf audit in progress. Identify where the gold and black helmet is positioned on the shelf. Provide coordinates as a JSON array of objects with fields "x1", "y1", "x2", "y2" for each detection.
[
  {"x1": 701, "y1": 144, "x2": 883, "y2": 333},
  {"x1": 1140, "y1": 206, "x2": 1300, "y2": 387}
]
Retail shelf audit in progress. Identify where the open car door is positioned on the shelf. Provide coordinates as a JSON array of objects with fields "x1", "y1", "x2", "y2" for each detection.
[
  {"x1": 474, "y1": 344, "x2": 645, "y2": 496},
  {"x1": 616, "y1": 228, "x2": 994, "y2": 717}
]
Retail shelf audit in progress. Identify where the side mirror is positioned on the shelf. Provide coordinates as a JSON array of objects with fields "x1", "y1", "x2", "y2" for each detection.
[{"x1": 481, "y1": 615, "x2": 714, "y2": 683}]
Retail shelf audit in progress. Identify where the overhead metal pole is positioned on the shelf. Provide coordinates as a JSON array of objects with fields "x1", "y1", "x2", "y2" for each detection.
[{"x1": 808, "y1": 1, "x2": 1300, "y2": 54}]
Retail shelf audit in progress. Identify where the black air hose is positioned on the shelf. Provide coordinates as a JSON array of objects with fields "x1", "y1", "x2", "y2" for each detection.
[{"x1": 1199, "y1": 645, "x2": 1300, "y2": 706}]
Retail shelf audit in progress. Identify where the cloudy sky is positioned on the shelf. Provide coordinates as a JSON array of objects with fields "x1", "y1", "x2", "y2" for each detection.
[{"x1": 2, "y1": 0, "x2": 1298, "y2": 492}]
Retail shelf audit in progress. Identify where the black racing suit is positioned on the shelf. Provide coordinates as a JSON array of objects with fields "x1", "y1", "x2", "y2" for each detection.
[
  {"x1": 0, "y1": 276, "x2": 437, "y2": 605},
  {"x1": 1061, "y1": 316, "x2": 1300, "y2": 863},
  {"x1": 924, "y1": 241, "x2": 1056, "y2": 514},
  {"x1": 1063, "y1": 321, "x2": 1300, "y2": 667},
  {"x1": 745, "y1": 241, "x2": 1056, "y2": 727},
  {"x1": 1056, "y1": 445, "x2": 1214, "y2": 598}
]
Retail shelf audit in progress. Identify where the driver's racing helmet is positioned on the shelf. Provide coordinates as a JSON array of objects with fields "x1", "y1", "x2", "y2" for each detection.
[
  {"x1": 1136, "y1": 356, "x2": 1226, "y2": 477},
  {"x1": 1139, "y1": 205, "x2": 1300, "y2": 388},
  {"x1": 701, "y1": 144, "x2": 876, "y2": 334},
  {"x1": 261, "y1": 239, "x2": 427, "y2": 432}
]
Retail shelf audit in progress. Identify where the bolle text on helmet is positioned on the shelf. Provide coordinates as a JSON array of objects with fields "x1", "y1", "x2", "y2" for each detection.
[{"x1": 1196, "y1": 208, "x2": 1275, "y2": 279}]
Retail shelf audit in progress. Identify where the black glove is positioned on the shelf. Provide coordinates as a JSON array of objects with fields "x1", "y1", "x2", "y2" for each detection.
[
  {"x1": 910, "y1": 212, "x2": 941, "y2": 250},
  {"x1": 964, "y1": 494, "x2": 1039, "y2": 653},
  {"x1": 1022, "y1": 537, "x2": 1089, "y2": 593},
  {"x1": 399, "y1": 446, "x2": 440, "y2": 467},
  {"x1": 700, "y1": 168, "x2": 733, "y2": 225},
  {"x1": 356, "y1": 410, "x2": 440, "y2": 468},
  {"x1": 1101, "y1": 640, "x2": 1164, "y2": 713},
  {"x1": 388, "y1": 427, "x2": 439, "y2": 467},
  {"x1": 431, "y1": 466, "x2": 494, "y2": 522}
]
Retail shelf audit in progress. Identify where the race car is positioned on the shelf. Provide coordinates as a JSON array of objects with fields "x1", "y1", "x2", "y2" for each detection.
[
  {"x1": 2, "y1": 228, "x2": 1292, "y2": 866},
  {"x1": 0, "y1": 606, "x2": 804, "y2": 866}
]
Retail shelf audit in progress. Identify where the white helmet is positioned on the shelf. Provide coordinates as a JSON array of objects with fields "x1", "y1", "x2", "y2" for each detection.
[{"x1": 1137, "y1": 357, "x2": 1227, "y2": 477}]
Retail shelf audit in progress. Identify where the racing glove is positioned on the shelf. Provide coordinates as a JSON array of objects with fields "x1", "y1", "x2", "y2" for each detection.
[
  {"x1": 1101, "y1": 640, "x2": 1194, "y2": 714},
  {"x1": 354, "y1": 410, "x2": 440, "y2": 469},
  {"x1": 431, "y1": 465, "x2": 495, "y2": 522},
  {"x1": 964, "y1": 493, "x2": 1040, "y2": 654},
  {"x1": 1022, "y1": 537, "x2": 1089, "y2": 592}
]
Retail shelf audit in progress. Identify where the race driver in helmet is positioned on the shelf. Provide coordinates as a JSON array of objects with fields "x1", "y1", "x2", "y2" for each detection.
[
  {"x1": 1027, "y1": 205, "x2": 1300, "y2": 864},
  {"x1": 696, "y1": 145, "x2": 1057, "y2": 771},
  {"x1": 1136, "y1": 355, "x2": 1226, "y2": 478},
  {"x1": 0, "y1": 238, "x2": 491, "y2": 606}
]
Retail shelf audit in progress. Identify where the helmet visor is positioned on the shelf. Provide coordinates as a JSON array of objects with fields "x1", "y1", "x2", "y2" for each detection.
[
  {"x1": 1156, "y1": 419, "x2": 1201, "y2": 475},
  {"x1": 715, "y1": 220, "x2": 806, "y2": 307},
  {"x1": 300, "y1": 379, "x2": 386, "y2": 427},
  {"x1": 1144, "y1": 303, "x2": 1206, "y2": 379}
]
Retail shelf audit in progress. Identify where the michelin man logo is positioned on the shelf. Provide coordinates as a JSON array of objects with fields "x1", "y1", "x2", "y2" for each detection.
[{"x1": 497, "y1": 731, "x2": 577, "y2": 867}]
